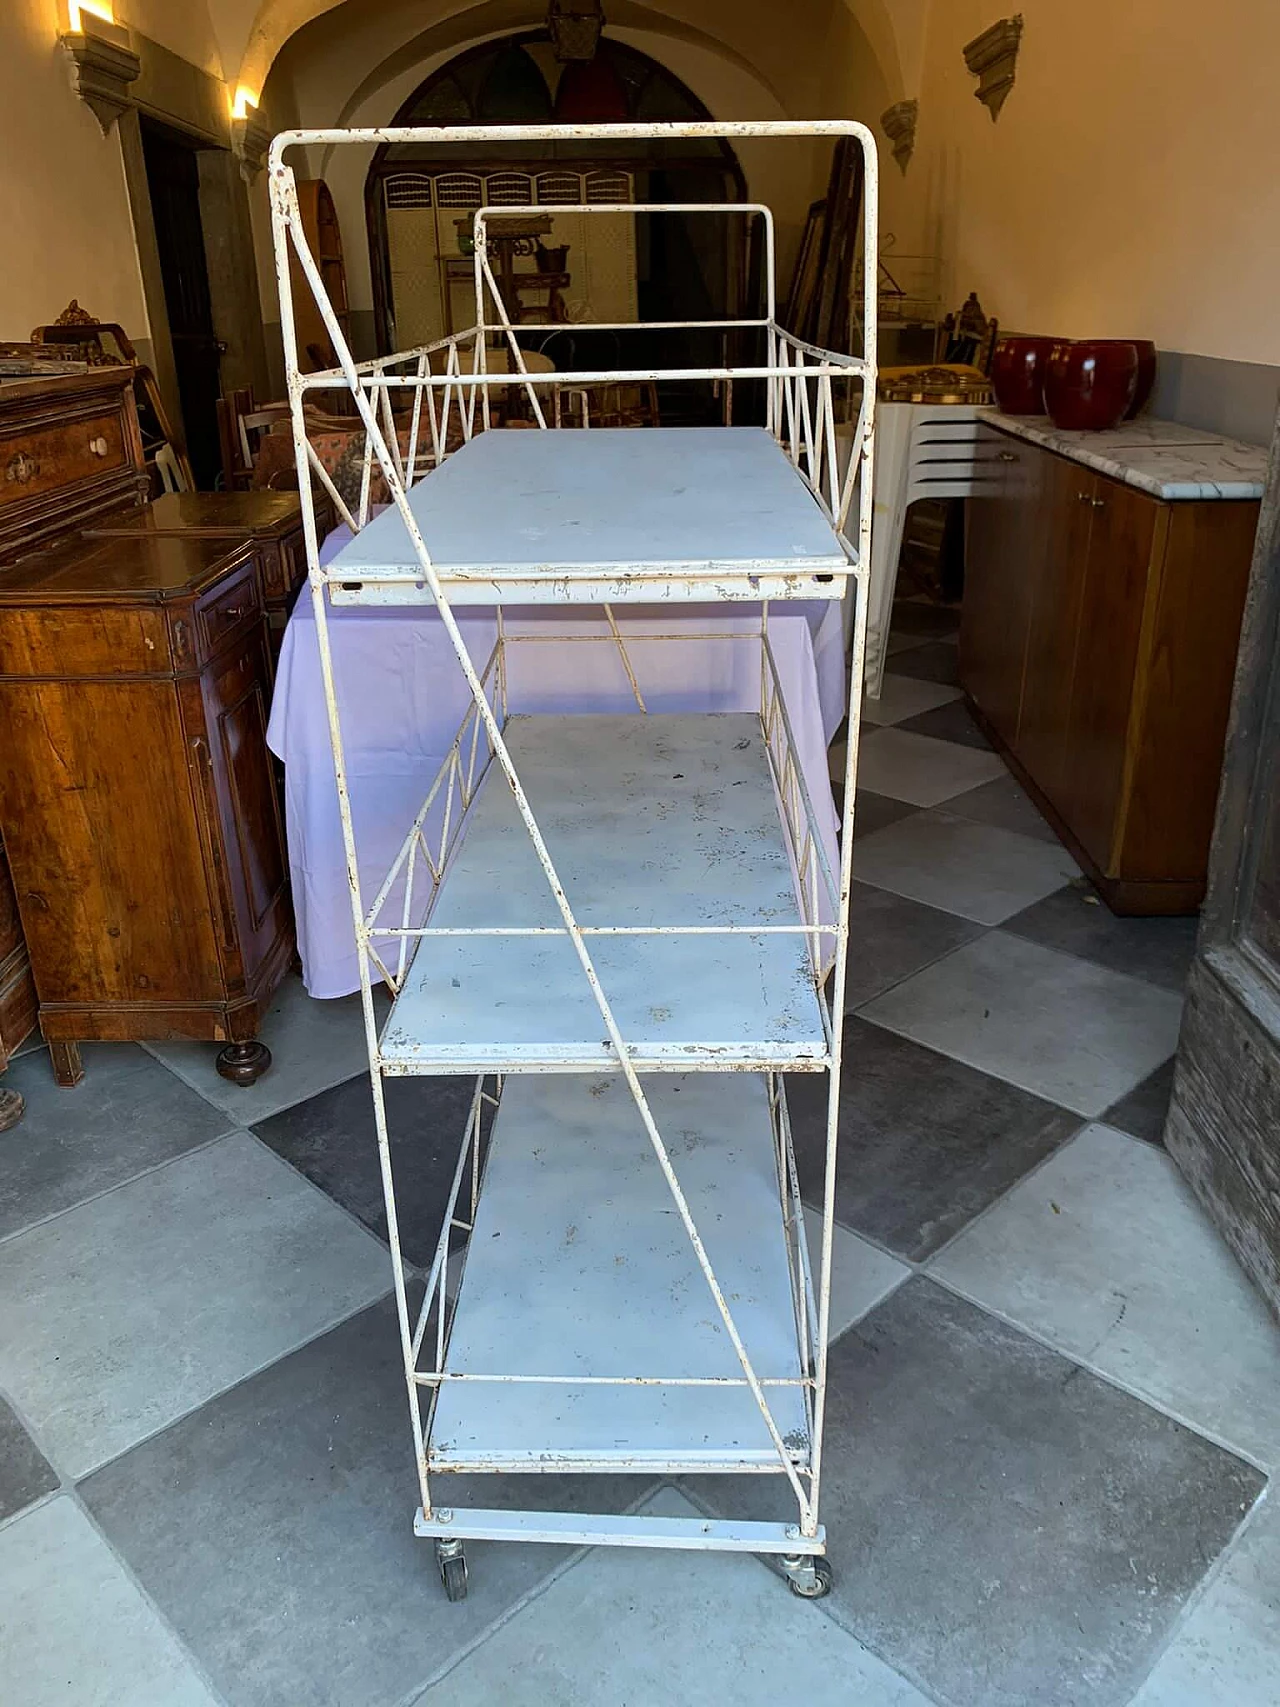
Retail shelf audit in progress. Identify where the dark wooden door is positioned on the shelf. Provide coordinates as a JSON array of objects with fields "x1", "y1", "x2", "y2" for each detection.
[
  {"x1": 1167, "y1": 412, "x2": 1280, "y2": 1318},
  {"x1": 1015, "y1": 453, "x2": 1097, "y2": 811},
  {"x1": 140, "y1": 120, "x2": 223, "y2": 490},
  {"x1": 1060, "y1": 478, "x2": 1160, "y2": 872},
  {"x1": 960, "y1": 430, "x2": 1045, "y2": 746}
]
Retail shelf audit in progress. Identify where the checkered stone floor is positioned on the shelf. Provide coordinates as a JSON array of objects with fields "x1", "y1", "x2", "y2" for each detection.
[{"x1": 2, "y1": 602, "x2": 1278, "y2": 1707}]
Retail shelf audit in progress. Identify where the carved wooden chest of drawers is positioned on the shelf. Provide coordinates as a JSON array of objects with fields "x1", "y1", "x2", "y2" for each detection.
[
  {"x1": 87, "y1": 487, "x2": 335, "y2": 650},
  {"x1": 0, "y1": 532, "x2": 294, "y2": 1086},
  {"x1": 0, "y1": 368, "x2": 149, "y2": 1098}
]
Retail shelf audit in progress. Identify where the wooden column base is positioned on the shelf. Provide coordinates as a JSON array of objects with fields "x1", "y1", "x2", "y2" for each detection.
[
  {"x1": 0, "y1": 1087, "x2": 23, "y2": 1132},
  {"x1": 215, "y1": 1039, "x2": 272, "y2": 1086}
]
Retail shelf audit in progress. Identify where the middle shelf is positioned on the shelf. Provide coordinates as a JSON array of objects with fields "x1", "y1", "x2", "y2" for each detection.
[{"x1": 377, "y1": 710, "x2": 832, "y2": 1075}]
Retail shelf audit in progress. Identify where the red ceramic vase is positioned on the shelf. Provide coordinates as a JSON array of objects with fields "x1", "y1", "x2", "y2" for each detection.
[
  {"x1": 991, "y1": 335, "x2": 1056, "y2": 414},
  {"x1": 1044, "y1": 340, "x2": 1139, "y2": 432},
  {"x1": 1085, "y1": 338, "x2": 1157, "y2": 417}
]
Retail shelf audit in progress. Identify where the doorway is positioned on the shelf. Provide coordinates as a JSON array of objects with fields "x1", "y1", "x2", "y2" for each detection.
[{"x1": 139, "y1": 118, "x2": 223, "y2": 489}]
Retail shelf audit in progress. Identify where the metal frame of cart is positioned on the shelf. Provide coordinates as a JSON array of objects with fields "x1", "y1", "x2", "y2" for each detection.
[{"x1": 268, "y1": 119, "x2": 877, "y2": 1601}]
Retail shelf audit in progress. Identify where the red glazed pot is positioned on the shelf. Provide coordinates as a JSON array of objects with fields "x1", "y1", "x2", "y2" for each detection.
[
  {"x1": 991, "y1": 335, "x2": 1056, "y2": 414},
  {"x1": 1044, "y1": 340, "x2": 1139, "y2": 432},
  {"x1": 1086, "y1": 338, "x2": 1157, "y2": 417}
]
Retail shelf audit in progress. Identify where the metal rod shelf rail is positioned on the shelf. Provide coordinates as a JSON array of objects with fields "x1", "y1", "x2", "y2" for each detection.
[{"x1": 268, "y1": 117, "x2": 877, "y2": 1597}]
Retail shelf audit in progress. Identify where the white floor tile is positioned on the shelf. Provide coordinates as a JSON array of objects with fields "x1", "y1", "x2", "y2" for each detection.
[
  {"x1": 0, "y1": 1497, "x2": 219, "y2": 1707},
  {"x1": 862, "y1": 674, "x2": 961, "y2": 726},
  {"x1": 1130, "y1": 1494, "x2": 1280, "y2": 1707},
  {"x1": 146, "y1": 975, "x2": 385, "y2": 1123},
  {"x1": 416, "y1": 1487, "x2": 932, "y2": 1707},
  {"x1": 0, "y1": 1133, "x2": 389, "y2": 1477},
  {"x1": 863, "y1": 932, "x2": 1183, "y2": 1116},
  {"x1": 804, "y1": 1215, "x2": 909, "y2": 1341},
  {"x1": 854, "y1": 810, "x2": 1079, "y2": 924},
  {"x1": 932, "y1": 1124, "x2": 1280, "y2": 1469},
  {"x1": 855, "y1": 727, "x2": 1005, "y2": 807}
]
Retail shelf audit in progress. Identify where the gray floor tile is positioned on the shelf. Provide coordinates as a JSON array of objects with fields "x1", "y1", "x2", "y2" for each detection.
[
  {"x1": 855, "y1": 727, "x2": 1005, "y2": 807},
  {"x1": 932, "y1": 1123, "x2": 1280, "y2": 1470},
  {"x1": 945, "y1": 771, "x2": 1062, "y2": 844},
  {"x1": 254, "y1": 1073, "x2": 481, "y2": 1267},
  {"x1": 688, "y1": 1280, "x2": 1264, "y2": 1707},
  {"x1": 864, "y1": 932, "x2": 1185, "y2": 1116},
  {"x1": 0, "y1": 1394, "x2": 57, "y2": 1523},
  {"x1": 788, "y1": 1018, "x2": 1080, "y2": 1260},
  {"x1": 889, "y1": 599, "x2": 962, "y2": 639},
  {"x1": 83, "y1": 1296, "x2": 657, "y2": 1707},
  {"x1": 0, "y1": 1497, "x2": 220, "y2": 1707},
  {"x1": 851, "y1": 789, "x2": 919, "y2": 841},
  {"x1": 1130, "y1": 1495, "x2": 1280, "y2": 1707},
  {"x1": 840, "y1": 881, "x2": 985, "y2": 1009},
  {"x1": 1004, "y1": 885, "x2": 1200, "y2": 993},
  {"x1": 416, "y1": 1486, "x2": 932, "y2": 1707},
  {"x1": 0, "y1": 1044, "x2": 231, "y2": 1242},
  {"x1": 885, "y1": 638, "x2": 961, "y2": 685},
  {"x1": 147, "y1": 974, "x2": 387, "y2": 1123},
  {"x1": 898, "y1": 697, "x2": 994, "y2": 750},
  {"x1": 0, "y1": 1132, "x2": 388, "y2": 1477},
  {"x1": 855, "y1": 810, "x2": 1079, "y2": 924},
  {"x1": 1103, "y1": 1058, "x2": 1176, "y2": 1146},
  {"x1": 803, "y1": 1213, "x2": 910, "y2": 1339},
  {"x1": 886, "y1": 630, "x2": 931, "y2": 657},
  {"x1": 862, "y1": 673, "x2": 961, "y2": 726}
]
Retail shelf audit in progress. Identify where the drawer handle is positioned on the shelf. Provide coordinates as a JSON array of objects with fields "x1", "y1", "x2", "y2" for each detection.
[
  {"x1": 1077, "y1": 491, "x2": 1106, "y2": 509},
  {"x1": 89, "y1": 436, "x2": 109, "y2": 457},
  {"x1": 5, "y1": 451, "x2": 39, "y2": 485},
  {"x1": 218, "y1": 605, "x2": 244, "y2": 621},
  {"x1": 997, "y1": 450, "x2": 1017, "y2": 463}
]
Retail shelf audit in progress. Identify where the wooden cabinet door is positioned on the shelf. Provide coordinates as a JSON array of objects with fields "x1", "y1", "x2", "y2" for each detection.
[
  {"x1": 192, "y1": 627, "x2": 291, "y2": 990},
  {"x1": 960, "y1": 432, "x2": 1045, "y2": 745},
  {"x1": 1059, "y1": 481, "x2": 1161, "y2": 873},
  {"x1": 1016, "y1": 456, "x2": 1098, "y2": 811},
  {"x1": 0, "y1": 679, "x2": 223, "y2": 1007}
]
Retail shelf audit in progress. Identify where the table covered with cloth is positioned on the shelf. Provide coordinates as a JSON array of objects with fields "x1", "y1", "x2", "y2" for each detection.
[{"x1": 267, "y1": 531, "x2": 848, "y2": 999}]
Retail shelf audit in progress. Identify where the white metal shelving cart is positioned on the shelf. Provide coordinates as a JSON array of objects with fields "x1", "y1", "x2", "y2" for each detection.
[{"x1": 269, "y1": 119, "x2": 877, "y2": 1602}]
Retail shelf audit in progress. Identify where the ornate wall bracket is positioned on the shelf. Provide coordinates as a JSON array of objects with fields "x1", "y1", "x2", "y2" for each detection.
[
  {"x1": 880, "y1": 99, "x2": 919, "y2": 173},
  {"x1": 61, "y1": 17, "x2": 141, "y2": 135},
  {"x1": 963, "y1": 15, "x2": 1024, "y2": 121},
  {"x1": 232, "y1": 110, "x2": 274, "y2": 183}
]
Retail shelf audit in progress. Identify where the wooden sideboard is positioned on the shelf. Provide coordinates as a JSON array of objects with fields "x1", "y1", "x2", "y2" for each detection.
[
  {"x1": 0, "y1": 533, "x2": 294, "y2": 1086},
  {"x1": 87, "y1": 488, "x2": 334, "y2": 651},
  {"x1": 961, "y1": 424, "x2": 1259, "y2": 912},
  {"x1": 0, "y1": 368, "x2": 150, "y2": 1112}
]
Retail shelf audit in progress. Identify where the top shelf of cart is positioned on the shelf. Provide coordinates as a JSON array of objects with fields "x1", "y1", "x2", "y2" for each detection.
[
  {"x1": 269, "y1": 121, "x2": 878, "y2": 604},
  {"x1": 323, "y1": 426, "x2": 853, "y2": 606}
]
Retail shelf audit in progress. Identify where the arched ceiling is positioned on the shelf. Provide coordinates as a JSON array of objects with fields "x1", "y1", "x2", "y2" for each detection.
[{"x1": 214, "y1": 0, "x2": 909, "y2": 109}]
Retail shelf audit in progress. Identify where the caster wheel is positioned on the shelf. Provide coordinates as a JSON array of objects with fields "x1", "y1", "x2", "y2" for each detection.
[
  {"x1": 787, "y1": 1556, "x2": 833, "y2": 1600},
  {"x1": 437, "y1": 1542, "x2": 468, "y2": 1603}
]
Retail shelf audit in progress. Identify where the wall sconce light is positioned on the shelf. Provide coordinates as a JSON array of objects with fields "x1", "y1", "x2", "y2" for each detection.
[
  {"x1": 61, "y1": 2, "x2": 141, "y2": 135},
  {"x1": 964, "y1": 15, "x2": 1024, "y2": 121},
  {"x1": 231, "y1": 86, "x2": 259, "y2": 122},
  {"x1": 880, "y1": 99, "x2": 919, "y2": 173}
]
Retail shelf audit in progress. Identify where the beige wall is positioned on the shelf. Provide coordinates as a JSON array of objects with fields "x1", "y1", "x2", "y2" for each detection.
[
  {"x1": 886, "y1": 0, "x2": 1280, "y2": 366},
  {"x1": 0, "y1": 2, "x2": 150, "y2": 340}
]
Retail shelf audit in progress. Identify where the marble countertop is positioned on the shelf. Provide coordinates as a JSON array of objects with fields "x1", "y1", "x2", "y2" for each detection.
[{"x1": 986, "y1": 412, "x2": 1268, "y2": 500}]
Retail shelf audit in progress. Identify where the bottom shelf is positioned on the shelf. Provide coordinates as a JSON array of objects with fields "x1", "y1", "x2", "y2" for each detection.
[{"x1": 427, "y1": 1073, "x2": 810, "y2": 1474}]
